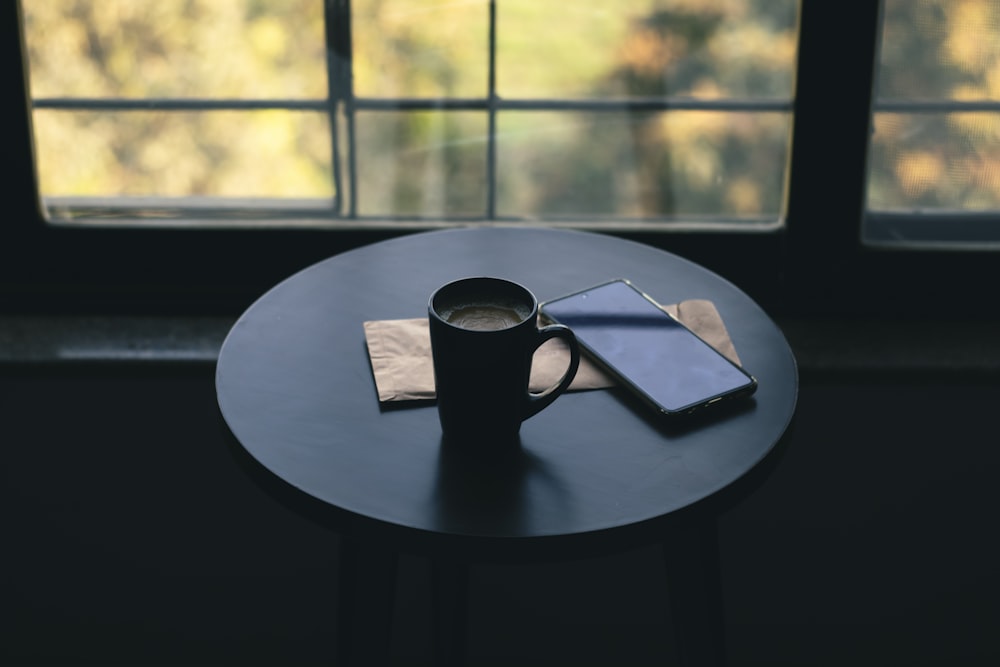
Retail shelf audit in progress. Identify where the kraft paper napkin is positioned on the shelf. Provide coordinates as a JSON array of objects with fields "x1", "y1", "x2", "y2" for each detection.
[{"x1": 364, "y1": 299, "x2": 740, "y2": 403}]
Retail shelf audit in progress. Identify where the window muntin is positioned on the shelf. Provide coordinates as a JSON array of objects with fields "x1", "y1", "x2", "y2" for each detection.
[{"x1": 22, "y1": 0, "x2": 799, "y2": 230}]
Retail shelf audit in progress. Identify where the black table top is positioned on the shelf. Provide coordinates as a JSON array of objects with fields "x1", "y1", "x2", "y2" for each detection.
[{"x1": 216, "y1": 227, "x2": 797, "y2": 561}]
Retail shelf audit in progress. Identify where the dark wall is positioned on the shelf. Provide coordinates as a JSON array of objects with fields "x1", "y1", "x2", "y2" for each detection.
[{"x1": 3, "y1": 363, "x2": 999, "y2": 666}]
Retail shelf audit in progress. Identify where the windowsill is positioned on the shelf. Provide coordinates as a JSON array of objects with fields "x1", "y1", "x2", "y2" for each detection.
[
  {"x1": 0, "y1": 315, "x2": 232, "y2": 365},
  {"x1": 777, "y1": 317, "x2": 1000, "y2": 376},
  {"x1": 3, "y1": 314, "x2": 1000, "y2": 376}
]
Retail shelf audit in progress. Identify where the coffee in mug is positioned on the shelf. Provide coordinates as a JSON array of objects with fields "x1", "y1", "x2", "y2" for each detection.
[
  {"x1": 428, "y1": 277, "x2": 580, "y2": 446},
  {"x1": 438, "y1": 301, "x2": 530, "y2": 331}
]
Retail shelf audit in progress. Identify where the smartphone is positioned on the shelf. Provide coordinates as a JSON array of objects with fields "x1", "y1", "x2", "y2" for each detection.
[{"x1": 539, "y1": 278, "x2": 757, "y2": 418}]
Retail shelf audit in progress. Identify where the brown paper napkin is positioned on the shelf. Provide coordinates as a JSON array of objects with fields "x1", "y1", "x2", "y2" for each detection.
[{"x1": 364, "y1": 299, "x2": 740, "y2": 403}]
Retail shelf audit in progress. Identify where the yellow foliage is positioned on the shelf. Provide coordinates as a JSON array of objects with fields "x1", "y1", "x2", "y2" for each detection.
[
  {"x1": 709, "y1": 24, "x2": 798, "y2": 72},
  {"x1": 950, "y1": 84, "x2": 987, "y2": 100},
  {"x1": 895, "y1": 150, "x2": 946, "y2": 197},
  {"x1": 943, "y1": 0, "x2": 1000, "y2": 75},
  {"x1": 618, "y1": 28, "x2": 683, "y2": 77},
  {"x1": 988, "y1": 61, "x2": 1000, "y2": 98},
  {"x1": 248, "y1": 17, "x2": 288, "y2": 60},
  {"x1": 948, "y1": 112, "x2": 1000, "y2": 141},
  {"x1": 726, "y1": 178, "x2": 762, "y2": 214}
]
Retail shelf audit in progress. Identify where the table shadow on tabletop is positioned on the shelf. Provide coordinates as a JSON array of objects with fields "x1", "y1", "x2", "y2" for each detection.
[{"x1": 430, "y1": 435, "x2": 573, "y2": 543}]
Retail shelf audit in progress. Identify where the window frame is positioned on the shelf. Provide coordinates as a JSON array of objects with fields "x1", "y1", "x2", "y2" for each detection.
[{"x1": 3, "y1": 2, "x2": 999, "y2": 320}]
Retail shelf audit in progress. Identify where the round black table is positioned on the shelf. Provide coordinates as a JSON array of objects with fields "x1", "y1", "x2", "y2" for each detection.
[{"x1": 216, "y1": 227, "x2": 797, "y2": 666}]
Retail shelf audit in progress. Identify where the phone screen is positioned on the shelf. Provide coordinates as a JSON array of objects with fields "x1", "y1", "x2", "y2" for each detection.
[{"x1": 540, "y1": 279, "x2": 756, "y2": 415}]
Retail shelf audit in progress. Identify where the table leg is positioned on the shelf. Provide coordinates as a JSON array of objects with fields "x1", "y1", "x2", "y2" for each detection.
[
  {"x1": 336, "y1": 537, "x2": 398, "y2": 666},
  {"x1": 663, "y1": 514, "x2": 727, "y2": 667},
  {"x1": 431, "y1": 559, "x2": 470, "y2": 667}
]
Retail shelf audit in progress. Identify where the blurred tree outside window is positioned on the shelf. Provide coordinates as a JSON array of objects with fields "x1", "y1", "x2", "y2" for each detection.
[
  {"x1": 23, "y1": 0, "x2": 333, "y2": 212},
  {"x1": 20, "y1": 0, "x2": 799, "y2": 229}
]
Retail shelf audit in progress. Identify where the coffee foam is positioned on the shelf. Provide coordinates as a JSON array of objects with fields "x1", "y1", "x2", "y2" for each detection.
[{"x1": 436, "y1": 298, "x2": 532, "y2": 330}]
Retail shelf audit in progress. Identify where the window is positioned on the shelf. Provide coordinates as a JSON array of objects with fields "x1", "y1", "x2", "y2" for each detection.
[
  {"x1": 21, "y1": 0, "x2": 798, "y2": 230},
  {"x1": 865, "y1": 0, "x2": 1000, "y2": 248},
  {"x1": 3, "y1": 2, "x2": 999, "y2": 318},
  {"x1": 23, "y1": 0, "x2": 337, "y2": 225}
]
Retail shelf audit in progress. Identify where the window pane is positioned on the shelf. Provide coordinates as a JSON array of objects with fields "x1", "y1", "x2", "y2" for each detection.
[
  {"x1": 496, "y1": 111, "x2": 790, "y2": 221},
  {"x1": 877, "y1": 0, "x2": 998, "y2": 100},
  {"x1": 869, "y1": 112, "x2": 1000, "y2": 211},
  {"x1": 22, "y1": 0, "x2": 327, "y2": 99},
  {"x1": 355, "y1": 112, "x2": 487, "y2": 217},
  {"x1": 497, "y1": 0, "x2": 798, "y2": 99},
  {"x1": 352, "y1": 0, "x2": 489, "y2": 98},
  {"x1": 866, "y1": 0, "x2": 1000, "y2": 245},
  {"x1": 32, "y1": 110, "x2": 333, "y2": 198}
]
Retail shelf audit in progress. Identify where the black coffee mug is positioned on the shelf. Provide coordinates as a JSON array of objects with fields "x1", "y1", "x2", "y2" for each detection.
[{"x1": 428, "y1": 277, "x2": 581, "y2": 445}]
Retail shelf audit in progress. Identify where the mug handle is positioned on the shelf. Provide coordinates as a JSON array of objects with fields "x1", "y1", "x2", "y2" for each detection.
[{"x1": 523, "y1": 324, "x2": 581, "y2": 421}]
